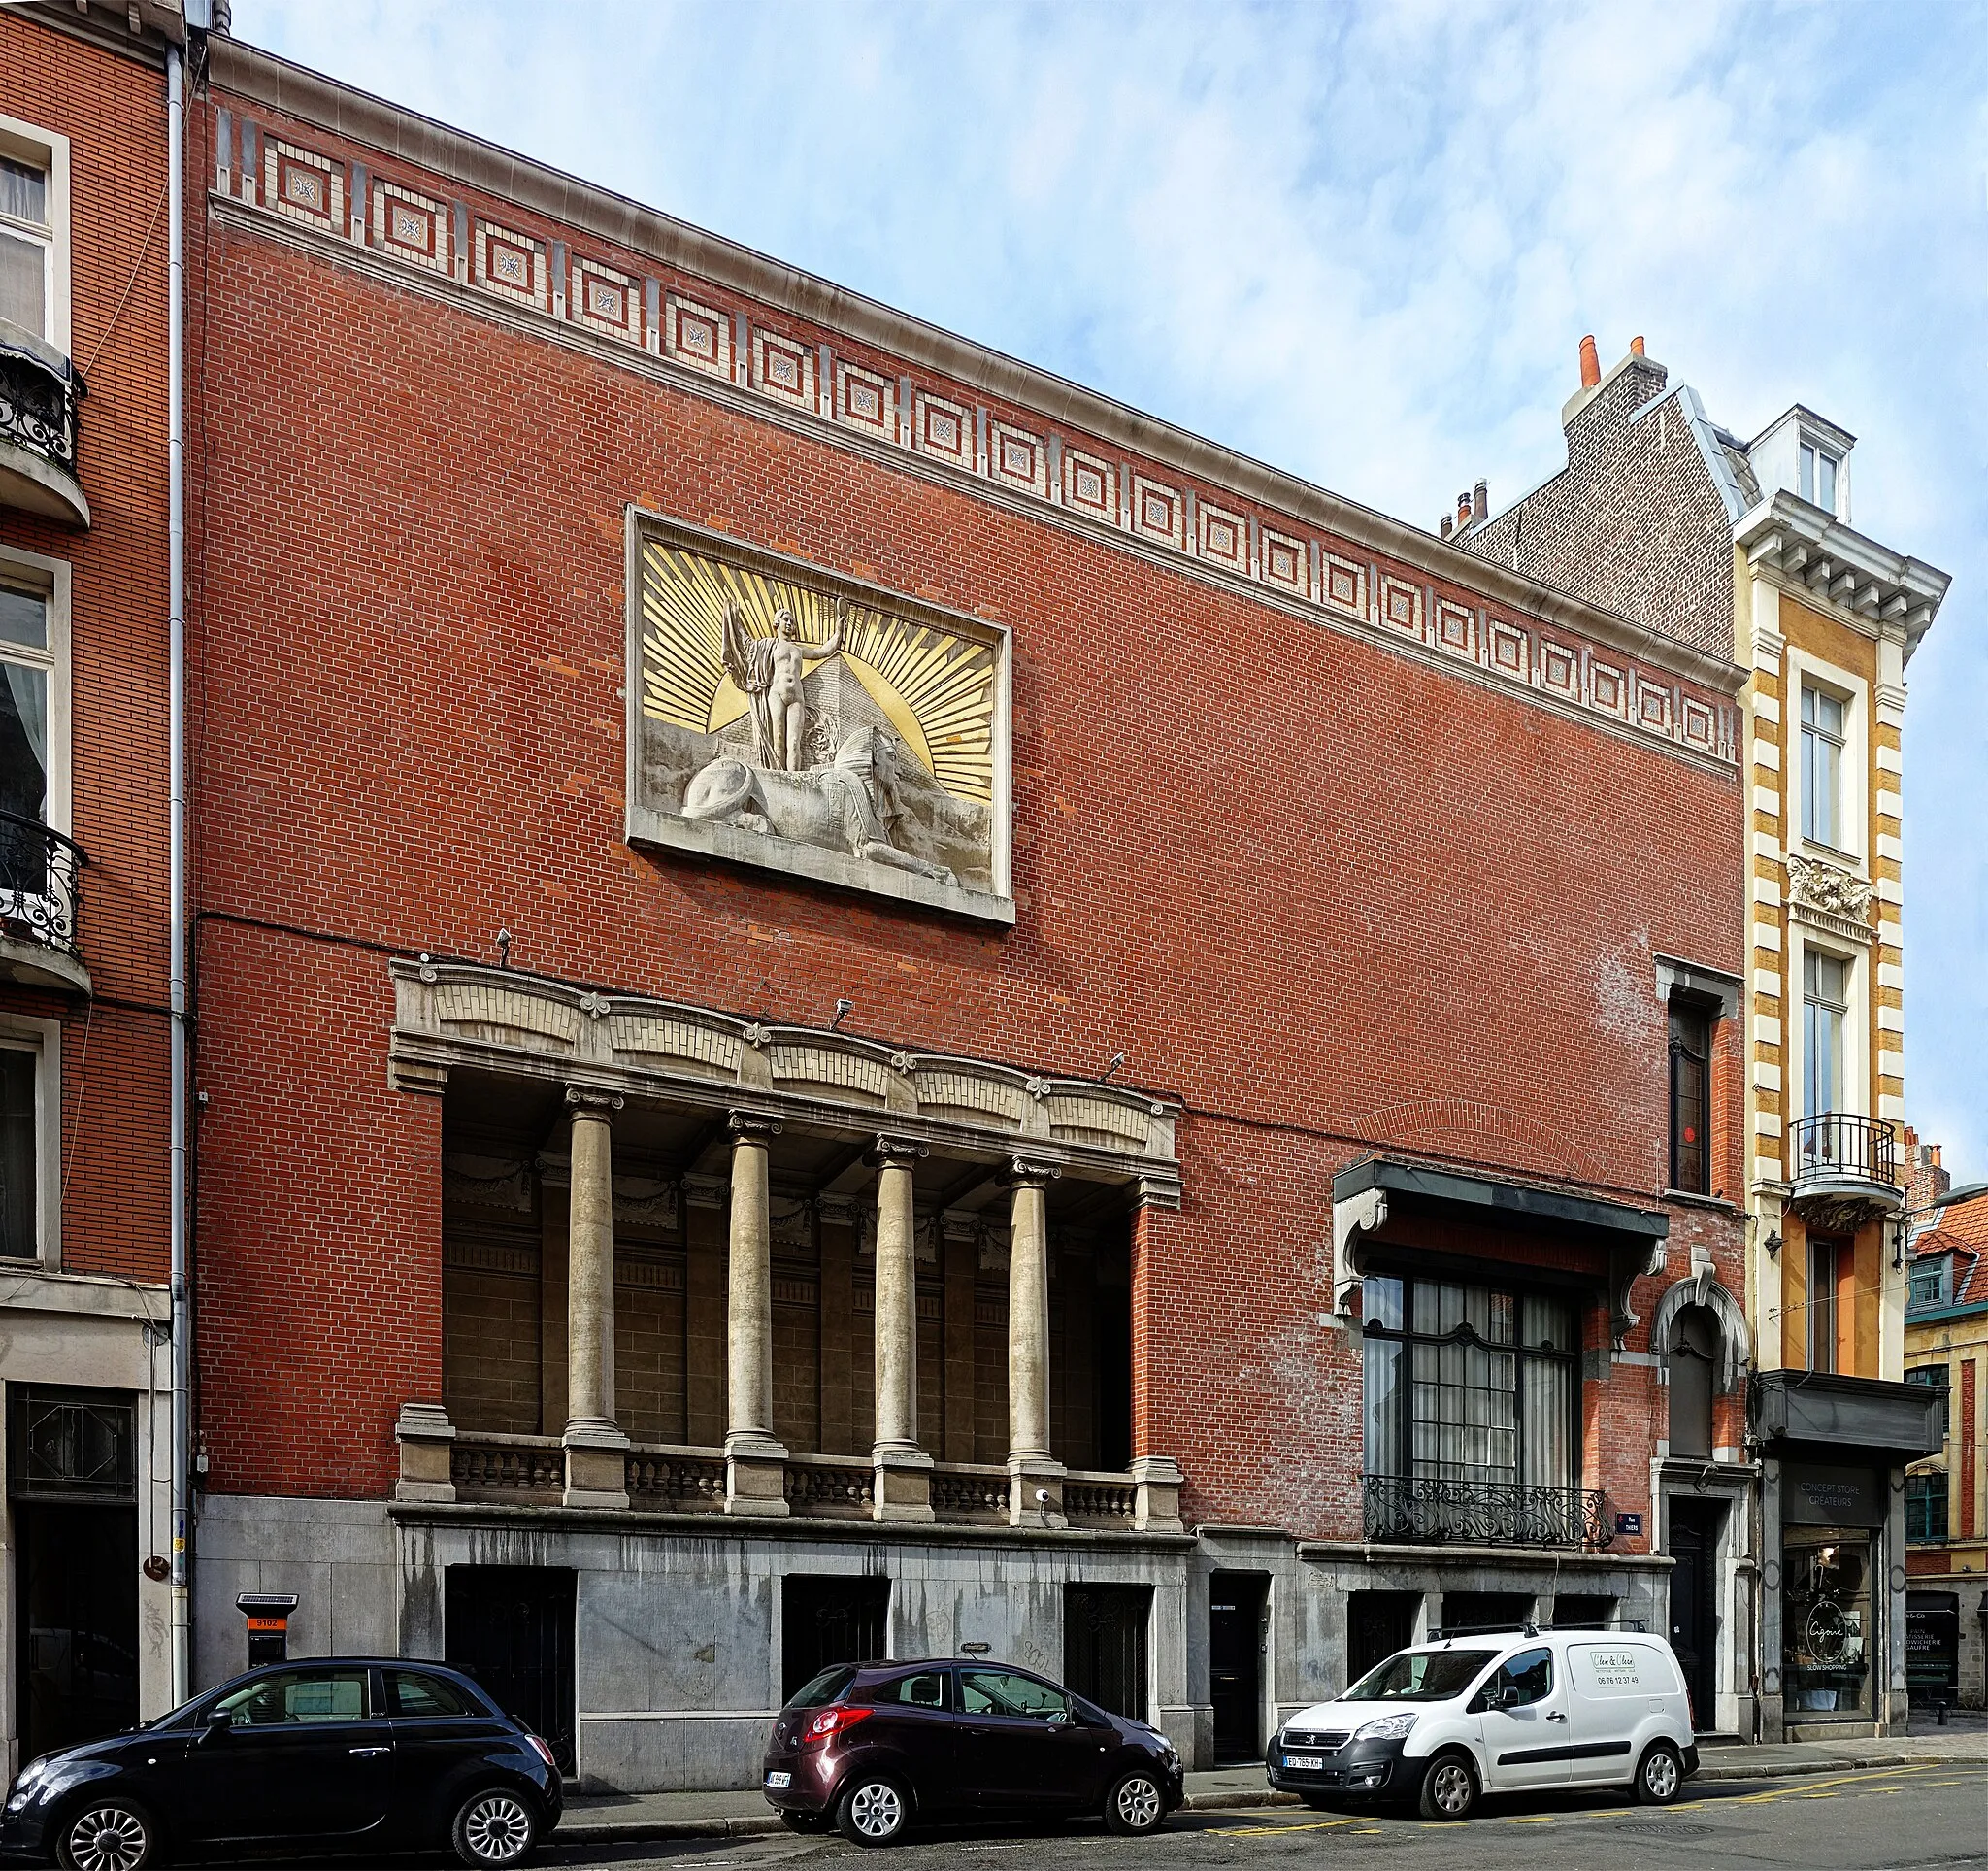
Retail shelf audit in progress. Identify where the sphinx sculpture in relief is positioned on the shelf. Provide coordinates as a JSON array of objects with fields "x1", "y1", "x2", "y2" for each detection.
[{"x1": 628, "y1": 519, "x2": 1009, "y2": 914}]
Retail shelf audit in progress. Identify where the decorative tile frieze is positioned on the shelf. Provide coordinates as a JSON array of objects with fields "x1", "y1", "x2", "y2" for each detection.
[
  {"x1": 1131, "y1": 475, "x2": 1184, "y2": 549},
  {"x1": 751, "y1": 327, "x2": 815, "y2": 409},
  {"x1": 1062, "y1": 446, "x2": 1116, "y2": 521},
  {"x1": 264, "y1": 138, "x2": 341, "y2": 231},
  {"x1": 1587, "y1": 654, "x2": 1628, "y2": 718},
  {"x1": 1432, "y1": 597, "x2": 1474, "y2": 659},
  {"x1": 1484, "y1": 615, "x2": 1530, "y2": 681},
  {"x1": 371, "y1": 178, "x2": 448, "y2": 272},
  {"x1": 474, "y1": 220, "x2": 547, "y2": 307},
  {"x1": 1378, "y1": 574, "x2": 1422, "y2": 638},
  {"x1": 911, "y1": 388, "x2": 972, "y2": 465},
  {"x1": 987, "y1": 420, "x2": 1047, "y2": 497},
  {"x1": 1540, "y1": 638, "x2": 1580, "y2": 700},
  {"x1": 1197, "y1": 499, "x2": 1250, "y2": 573},
  {"x1": 573, "y1": 255, "x2": 642, "y2": 342},
  {"x1": 1320, "y1": 552, "x2": 1366, "y2": 618},
  {"x1": 666, "y1": 292, "x2": 732, "y2": 377},
  {"x1": 1259, "y1": 524, "x2": 1306, "y2": 596},
  {"x1": 1632, "y1": 674, "x2": 1673, "y2": 736},
  {"x1": 835, "y1": 360, "x2": 896, "y2": 439}
]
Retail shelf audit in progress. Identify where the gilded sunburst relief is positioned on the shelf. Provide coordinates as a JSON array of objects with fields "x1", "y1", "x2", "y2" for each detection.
[{"x1": 623, "y1": 511, "x2": 1014, "y2": 923}]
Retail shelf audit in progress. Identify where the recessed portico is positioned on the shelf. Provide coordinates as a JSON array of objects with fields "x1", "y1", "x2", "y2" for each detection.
[{"x1": 387, "y1": 960, "x2": 1185, "y2": 1534}]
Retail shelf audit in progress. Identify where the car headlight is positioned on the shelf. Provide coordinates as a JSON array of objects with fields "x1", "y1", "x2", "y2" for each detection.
[{"x1": 1353, "y1": 1713, "x2": 1418, "y2": 1742}]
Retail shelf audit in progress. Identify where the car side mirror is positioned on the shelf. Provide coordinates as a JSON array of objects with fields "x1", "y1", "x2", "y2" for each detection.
[
  {"x1": 1499, "y1": 1686, "x2": 1523, "y2": 1710},
  {"x1": 200, "y1": 1709, "x2": 234, "y2": 1744}
]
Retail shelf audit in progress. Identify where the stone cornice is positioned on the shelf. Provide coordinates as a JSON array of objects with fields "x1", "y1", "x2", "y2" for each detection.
[
  {"x1": 206, "y1": 36, "x2": 1745, "y2": 711},
  {"x1": 1738, "y1": 491, "x2": 1949, "y2": 663}
]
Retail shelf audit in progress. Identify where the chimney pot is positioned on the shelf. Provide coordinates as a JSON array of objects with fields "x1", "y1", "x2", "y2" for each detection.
[
  {"x1": 1630, "y1": 335, "x2": 1646, "y2": 357},
  {"x1": 1932, "y1": 1144, "x2": 1943, "y2": 1168},
  {"x1": 1578, "y1": 334, "x2": 1601, "y2": 388},
  {"x1": 1440, "y1": 514, "x2": 1454, "y2": 540},
  {"x1": 1456, "y1": 492, "x2": 1472, "y2": 527},
  {"x1": 1473, "y1": 479, "x2": 1488, "y2": 521}
]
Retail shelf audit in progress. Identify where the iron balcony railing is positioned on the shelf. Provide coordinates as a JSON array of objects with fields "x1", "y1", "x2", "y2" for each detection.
[
  {"x1": 0, "y1": 808, "x2": 86, "y2": 959},
  {"x1": 0, "y1": 328, "x2": 83, "y2": 479},
  {"x1": 1363, "y1": 1472, "x2": 1612, "y2": 1550},
  {"x1": 1791, "y1": 1112, "x2": 1898, "y2": 1190}
]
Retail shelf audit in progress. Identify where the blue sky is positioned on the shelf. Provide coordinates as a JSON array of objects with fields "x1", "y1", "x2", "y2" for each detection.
[{"x1": 238, "y1": 0, "x2": 1987, "y2": 1181}]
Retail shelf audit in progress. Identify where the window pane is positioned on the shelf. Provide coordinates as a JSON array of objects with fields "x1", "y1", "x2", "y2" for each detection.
[
  {"x1": 1809, "y1": 1242, "x2": 1838, "y2": 1372},
  {"x1": 215, "y1": 1668, "x2": 369, "y2": 1724},
  {"x1": 959, "y1": 1671, "x2": 1066, "y2": 1720},
  {"x1": 1817, "y1": 453, "x2": 1838, "y2": 513},
  {"x1": 866, "y1": 1670, "x2": 948, "y2": 1709},
  {"x1": 0, "y1": 228, "x2": 45, "y2": 338},
  {"x1": 0, "y1": 1049, "x2": 33, "y2": 1259},
  {"x1": 0, "y1": 158, "x2": 47, "y2": 228},
  {"x1": 0, "y1": 588, "x2": 46, "y2": 652},
  {"x1": 386, "y1": 1669, "x2": 476, "y2": 1717},
  {"x1": 1364, "y1": 1330, "x2": 1401, "y2": 1477},
  {"x1": 1520, "y1": 1294, "x2": 1573, "y2": 1353},
  {"x1": 1799, "y1": 445, "x2": 1815, "y2": 503},
  {"x1": 1363, "y1": 1274, "x2": 1402, "y2": 1332},
  {"x1": 1521, "y1": 1353, "x2": 1574, "y2": 1487},
  {"x1": 0, "y1": 658, "x2": 49, "y2": 825}
]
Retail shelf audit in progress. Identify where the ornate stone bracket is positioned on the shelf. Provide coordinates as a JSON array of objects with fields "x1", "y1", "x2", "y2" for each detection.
[
  {"x1": 1607, "y1": 1238, "x2": 1669, "y2": 1351},
  {"x1": 1332, "y1": 1186, "x2": 1388, "y2": 1314}
]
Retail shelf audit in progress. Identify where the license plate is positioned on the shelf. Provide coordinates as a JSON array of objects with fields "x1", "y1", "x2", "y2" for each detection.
[
  {"x1": 765, "y1": 1771, "x2": 791, "y2": 1789},
  {"x1": 1285, "y1": 1754, "x2": 1324, "y2": 1771}
]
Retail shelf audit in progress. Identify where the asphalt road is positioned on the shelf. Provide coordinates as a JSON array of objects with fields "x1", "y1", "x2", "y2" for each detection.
[{"x1": 528, "y1": 1762, "x2": 1988, "y2": 1871}]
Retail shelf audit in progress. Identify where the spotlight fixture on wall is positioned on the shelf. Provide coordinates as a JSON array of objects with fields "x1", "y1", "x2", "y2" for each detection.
[
  {"x1": 831, "y1": 998, "x2": 854, "y2": 1030},
  {"x1": 495, "y1": 928, "x2": 514, "y2": 968},
  {"x1": 1099, "y1": 1051, "x2": 1126, "y2": 1082},
  {"x1": 1763, "y1": 1231, "x2": 1781, "y2": 1257}
]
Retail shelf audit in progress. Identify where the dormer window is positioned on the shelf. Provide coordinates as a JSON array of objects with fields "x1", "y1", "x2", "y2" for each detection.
[{"x1": 1799, "y1": 441, "x2": 1839, "y2": 516}]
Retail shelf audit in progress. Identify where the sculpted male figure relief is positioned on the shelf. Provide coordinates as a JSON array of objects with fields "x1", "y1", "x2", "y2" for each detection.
[{"x1": 722, "y1": 597, "x2": 845, "y2": 772}]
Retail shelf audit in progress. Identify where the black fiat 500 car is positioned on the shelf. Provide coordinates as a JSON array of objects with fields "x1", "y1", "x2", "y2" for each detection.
[
  {"x1": 761, "y1": 1657, "x2": 1182, "y2": 1847},
  {"x1": 1, "y1": 1658, "x2": 561, "y2": 1871}
]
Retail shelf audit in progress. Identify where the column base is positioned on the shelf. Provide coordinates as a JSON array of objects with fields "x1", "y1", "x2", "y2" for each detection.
[
  {"x1": 1007, "y1": 1454, "x2": 1068, "y2": 1530},
  {"x1": 1130, "y1": 1454, "x2": 1185, "y2": 1532},
  {"x1": 563, "y1": 1418, "x2": 631, "y2": 1510},
  {"x1": 873, "y1": 1446, "x2": 935, "y2": 1523},
  {"x1": 725, "y1": 1433, "x2": 791, "y2": 1517},
  {"x1": 394, "y1": 1401, "x2": 457, "y2": 1504}
]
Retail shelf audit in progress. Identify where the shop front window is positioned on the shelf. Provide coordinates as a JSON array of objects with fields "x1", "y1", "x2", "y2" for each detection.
[{"x1": 1782, "y1": 1528, "x2": 1872, "y2": 1717}]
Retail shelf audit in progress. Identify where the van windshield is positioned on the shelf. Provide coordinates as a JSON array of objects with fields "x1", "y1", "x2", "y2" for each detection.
[{"x1": 1341, "y1": 1649, "x2": 1498, "y2": 1702}]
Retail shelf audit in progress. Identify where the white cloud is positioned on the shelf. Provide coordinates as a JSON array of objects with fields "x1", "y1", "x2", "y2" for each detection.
[{"x1": 236, "y1": 0, "x2": 1988, "y2": 1171}]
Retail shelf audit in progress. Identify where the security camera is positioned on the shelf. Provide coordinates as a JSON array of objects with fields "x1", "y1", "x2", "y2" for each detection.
[{"x1": 1034, "y1": 1487, "x2": 1052, "y2": 1505}]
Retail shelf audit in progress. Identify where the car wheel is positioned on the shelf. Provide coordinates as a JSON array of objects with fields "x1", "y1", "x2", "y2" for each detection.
[
  {"x1": 1104, "y1": 1769, "x2": 1167, "y2": 1836},
  {"x1": 1634, "y1": 1741, "x2": 1683, "y2": 1806},
  {"x1": 451, "y1": 1787, "x2": 539, "y2": 1867},
  {"x1": 55, "y1": 1802, "x2": 156, "y2": 1871},
  {"x1": 1417, "y1": 1751, "x2": 1478, "y2": 1821},
  {"x1": 837, "y1": 1774, "x2": 910, "y2": 1848}
]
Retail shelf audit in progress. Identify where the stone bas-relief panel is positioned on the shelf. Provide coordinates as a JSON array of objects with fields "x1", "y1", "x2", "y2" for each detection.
[{"x1": 626, "y1": 514, "x2": 1012, "y2": 922}]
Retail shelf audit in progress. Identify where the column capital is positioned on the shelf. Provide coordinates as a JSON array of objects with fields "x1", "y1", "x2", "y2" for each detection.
[
  {"x1": 869, "y1": 1133, "x2": 930, "y2": 1171},
  {"x1": 1001, "y1": 1156, "x2": 1063, "y2": 1191},
  {"x1": 729, "y1": 1111, "x2": 783, "y2": 1146},
  {"x1": 565, "y1": 1085, "x2": 624, "y2": 1116}
]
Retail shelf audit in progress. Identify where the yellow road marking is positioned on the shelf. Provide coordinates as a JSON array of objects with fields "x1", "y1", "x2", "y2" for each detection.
[
  {"x1": 1507, "y1": 1814, "x2": 1558, "y2": 1823},
  {"x1": 1733, "y1": 1763, "x2": 1944, "y2": 1805},
  {"x1": 1209, "y1": 1818, "x2": 1362, "y2": 1837}
]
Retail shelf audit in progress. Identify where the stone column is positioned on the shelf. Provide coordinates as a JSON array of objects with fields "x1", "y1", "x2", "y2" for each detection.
[
  {"x1": 562, "y1": 1086, "x2": 628, "y2": 1508},
  {"x1": 871, "y1": 1136, "x2": 933, "y2": 1522},
  {"x1": 1005, "y1": 1157, "x2": 1066, "y2": 1527},
  {"x1": 724, "y1": 1113, "x2": 789, "y2": 1516}
]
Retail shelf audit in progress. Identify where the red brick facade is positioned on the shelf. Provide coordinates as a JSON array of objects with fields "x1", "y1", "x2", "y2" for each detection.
[{"x1": 182, "y1": 49, "x2": 1747, "y2": 1553}]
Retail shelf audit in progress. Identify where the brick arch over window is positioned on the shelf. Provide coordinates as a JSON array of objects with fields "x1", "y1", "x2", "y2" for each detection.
[{"x1": 1354, "y1": 1097, "x2": 1615, "y2": 1190}]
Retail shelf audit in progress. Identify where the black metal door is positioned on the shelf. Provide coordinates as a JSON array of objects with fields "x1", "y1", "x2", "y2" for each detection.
[
  {"x1": 1346, "y1": 1590, "x2": 1418, "y2": 1686},
  {"x1": 1667, "y1": 1502, "x2": 1718, "y2": 1728},
  {"x1": 17, "y1": 1502, "x2": 139, "y2": 1759},
  {"x1": 1064, "y1": 1584, "x2": 1151, "y2": 1722},
  {"x1": 781, "y1": 1576, "x2": 889, "y2": 1703},
  {"x1": 445, "y1": 1566, "x2": 577, "y2": 1771},
  {"x1": 1208, "y1": 1573, "x2": 1265, "y2": 1761}
]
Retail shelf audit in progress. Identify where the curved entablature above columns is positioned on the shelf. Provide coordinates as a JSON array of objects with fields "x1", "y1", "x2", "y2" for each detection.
[{"x1": 387, "y1": 957, "x2": 1182, "y2": 1201}]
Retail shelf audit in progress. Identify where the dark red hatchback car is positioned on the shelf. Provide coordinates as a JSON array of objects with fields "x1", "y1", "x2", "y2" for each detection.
[{"x1": 761, "y1": 1658, "x2": 1181, "y2": 1847}]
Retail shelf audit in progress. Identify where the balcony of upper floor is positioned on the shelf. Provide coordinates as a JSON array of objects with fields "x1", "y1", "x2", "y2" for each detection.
[
  {"x1": 1787, "y1": 1112, "x2": 1902, "y2": 1227},
  {"x1": 0, "y1": 322, "x2": 88, "y2": 529},
  {"x1": 0, "y1": 808, "x2": 89, "y2": 995}
]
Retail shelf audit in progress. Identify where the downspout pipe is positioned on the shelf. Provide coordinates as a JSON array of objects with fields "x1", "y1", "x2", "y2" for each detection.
[{"x1": 166, "y1": 42, "x2": 191, "y2": 1709}]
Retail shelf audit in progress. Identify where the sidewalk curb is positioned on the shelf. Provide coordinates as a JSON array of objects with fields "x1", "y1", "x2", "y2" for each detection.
[{"x1": 557, "y1": 1753, "x2": 1984, "y2": 1842}]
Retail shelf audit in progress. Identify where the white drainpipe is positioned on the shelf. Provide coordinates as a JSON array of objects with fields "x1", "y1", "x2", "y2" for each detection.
[{"x1": 166, "y1": 40, "x2": 191, "y2": 1709}]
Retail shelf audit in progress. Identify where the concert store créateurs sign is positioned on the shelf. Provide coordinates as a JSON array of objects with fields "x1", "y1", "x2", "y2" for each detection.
[
  {"x1": 624, "y1": 514, "x2": 1013, "y2": 922},
  {"x1": 1782, "y1": 1462, "x2": 1884, "y2": 1527}
]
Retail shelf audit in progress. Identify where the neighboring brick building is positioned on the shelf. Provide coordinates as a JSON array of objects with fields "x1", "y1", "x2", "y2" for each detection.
[
  {"x1": 0, "y1": 0, "x2": 186, "y2": 1773},
  {"x1": 1905, "y1": 1173, "x2": 1988, "y2": 1711},
  {"x1": 167, "y1": 27, "x2": 1768, "y2": 1789},
  {"x1": 1462, "y1": 339, "x2": 1951, "y2": 1741}
]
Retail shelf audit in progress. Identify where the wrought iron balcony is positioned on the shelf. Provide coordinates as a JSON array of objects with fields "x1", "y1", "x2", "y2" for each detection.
[
  {"x1": 0, "y1": 808, "x2": 88, "y2": 994},
  {"x1": 1789, "y1": 1113, "x2": 1900, "y2": 1219},
  {"x1": 1363, "y1": 1472, "x2": 1612, "y2": 1550},
  {"x1": 0, "y1": 325, "x2": 88, "y2": 526}
]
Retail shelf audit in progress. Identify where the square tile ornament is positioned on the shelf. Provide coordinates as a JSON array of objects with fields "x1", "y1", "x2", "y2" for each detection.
[
  {"x1": 667, "y1": 293, "x2": 733, "y2": 377},
  {"x1": 1063, "y1": 447, "x2": 1117, "y2": 521},
  {"x1": 1322, "y1": 551, "x2": 1366, "y2": 617},
  {"x1": 913, "y1": 390, "x2": 975, "y2": 467},
  {"x1": 265, "y1": 140, "x2": 342, "y2": 231},
  {"x1": 475, "y1": 221, "x2": 547, "y2": 307},
  {"x1": 574, "y1": 256, "x2": 642, "y2": 342},
  {"x1": 839, "y1": 363, "x2": 897, "y2": 439},
  {"x1": 371, "y1": 179, "x2": 449, "y2": 272},
  {"x1": 626, "y1": 513, "x2": 1012, "y2": 924},
  {"x1": 1260, "y1": 525, "x2": 1308, "y2": 596},
  {"x1": 988, "y1": 421, "x2": 1047, "y2": 497},
  {"x1": 1131, "y1": 476, "x2": 1184, "y2": 549},
  {"x1": 753, "y1": 329, "x2": 817, "y2": 409},
  {"x1": 1197, "y1": 500, "x2": 1250, "y2": 572}
]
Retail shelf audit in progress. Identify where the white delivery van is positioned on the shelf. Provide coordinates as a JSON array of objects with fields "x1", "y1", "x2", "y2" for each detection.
[{"x1": 1266, "y1": 1626, "x2": 1697, "y2": 1820}]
